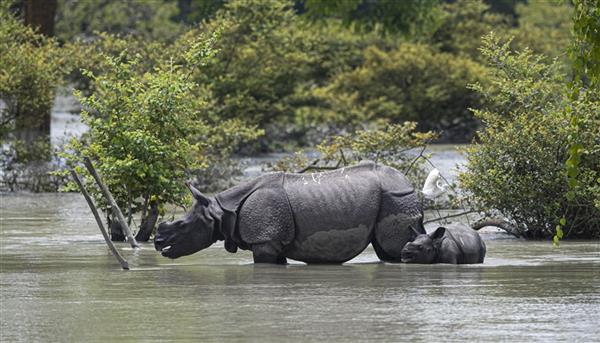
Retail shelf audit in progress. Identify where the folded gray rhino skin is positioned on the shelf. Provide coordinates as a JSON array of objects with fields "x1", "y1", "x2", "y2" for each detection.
[{"x1": 155, "y1": 161, "x2": 424, "y2": 264}]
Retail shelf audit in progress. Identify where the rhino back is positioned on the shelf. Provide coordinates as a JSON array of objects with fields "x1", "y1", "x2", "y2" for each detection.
[
  {"x1": 441, "y1": 225, "x2": 486, "y2": 264},
  {"x1": 283, "y1": 165, "x2": 380, "y2": 263},
  {"x1": 375, "y1": 164, "x2": 415, "y2": 196}
]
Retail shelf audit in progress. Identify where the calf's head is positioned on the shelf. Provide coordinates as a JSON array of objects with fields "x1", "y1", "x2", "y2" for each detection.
[
  {"x1": 400, "y1": 227, "x2": 446, "y2": 264},
  {"x1": 154, "y1": 183, "x2": 218, "y2": 259}
]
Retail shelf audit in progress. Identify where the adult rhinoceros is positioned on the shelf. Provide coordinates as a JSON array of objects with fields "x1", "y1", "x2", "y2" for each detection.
[{"x1": 154, "y1": 161, "x2": 424, "y2": 264}]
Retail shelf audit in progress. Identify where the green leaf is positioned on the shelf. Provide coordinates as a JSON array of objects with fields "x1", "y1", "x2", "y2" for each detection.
[
  {"x1": 553, "y1": 235, "x2": 560, "y2": 247},
  {"x1": 556, "y1": 225, "x2": 564, "y2": 239}
]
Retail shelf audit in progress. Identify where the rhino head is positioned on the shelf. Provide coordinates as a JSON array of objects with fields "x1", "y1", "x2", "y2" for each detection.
[
  {"x1": 400, "y1": 227, "x2": 446, "y2": 263},
  {"x1": 154, "y1": 183, "x2": 220, "y2": 259}
]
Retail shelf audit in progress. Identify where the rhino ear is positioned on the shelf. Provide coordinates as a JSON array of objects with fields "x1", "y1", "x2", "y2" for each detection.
[
  {"x1": 430, "y1": 227, "x2": 446, "y2": 240},
  {"x1": 186, "y1": 182, "x2": 210, "y2": 206}
]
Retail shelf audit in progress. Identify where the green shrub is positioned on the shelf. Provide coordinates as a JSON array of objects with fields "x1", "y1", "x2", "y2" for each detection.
[
  {"x1": 66, "y1": 31, "x2": 262, "y2": 234},
  {"x1": 298, "y1": 44, "x2": 489, "y2": 141},
  {"x1": 303, "y1": 0, "x2": 442, "y2": 36},
  {"x1": 183, "y1": 0, "x2": 396, "y2": 150},
  {"x1": 511, "y1": 1, "x2": 572, "y2": 65},
  {"x1": 190, "y1": 0, "x2": 309, "y2": 129},
  {"x1": 459, "y1": 34, "x2": 600, "y2": 239},
  {"x1": 295, "y1": 19, "x2": 395, "y2": 86},
  {"x1": 285, "y1": 20, "x2": 400, "y2": 144},
  {"x1": 60, "y1": 32, "x2": 172, "y2": 100},
  {"x1": 55, "y1": 0, "x2": 184, "y2": 42},
  {"x1": 430, "y1": 0, "x2": 510, "y2": 61}
]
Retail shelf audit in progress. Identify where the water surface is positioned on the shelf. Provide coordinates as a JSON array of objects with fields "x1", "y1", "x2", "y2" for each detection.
[{"x1": 1, "y1": 193, "x2": 599, "y2": 342}]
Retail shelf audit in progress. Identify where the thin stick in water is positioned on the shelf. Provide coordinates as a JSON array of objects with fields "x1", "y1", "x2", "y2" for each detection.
[
  {"x1": 70, "y1": 169, "x2": 129, "y2": 270},
  {"x1": 83, "y1": 157, "x2": 139, "y2": 248}
]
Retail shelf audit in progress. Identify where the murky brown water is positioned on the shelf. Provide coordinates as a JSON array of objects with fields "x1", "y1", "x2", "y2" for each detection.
[{"x1": 1, "y1": 193, "x2": 599, "y2": 342}]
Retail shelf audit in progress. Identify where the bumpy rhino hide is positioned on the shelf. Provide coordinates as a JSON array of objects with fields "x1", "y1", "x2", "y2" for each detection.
[{"x1": 213, "y1": 162, "x2": 424, "y2": 263}]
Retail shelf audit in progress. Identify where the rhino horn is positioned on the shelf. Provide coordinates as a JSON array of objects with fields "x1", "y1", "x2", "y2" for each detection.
[{"x1": 186, "y1": 182, "x2": 210, "y2": 206}]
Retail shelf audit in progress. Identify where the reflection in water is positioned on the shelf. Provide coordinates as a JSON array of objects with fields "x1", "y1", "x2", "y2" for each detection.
[{"x1": 1, "y1": 193, "x2": 599, "y2": 342}]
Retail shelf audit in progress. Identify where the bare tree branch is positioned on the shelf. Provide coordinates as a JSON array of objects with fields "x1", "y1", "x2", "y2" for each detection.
[
  {"x1": 424, "y1": 210, "x2": 478, "y2": 224},
  {"x1": 83, "y1": 157, "x2": 139, "y2": 248},
  {"x1": 472, "y1": 217, "x2": 521, "y2": 237},
  {"x1": 70, "y1": 169, "x2": 129, "y2": 270},
  {"x1": 295, "y1": 158, "x2": 320, "y2": 173}
]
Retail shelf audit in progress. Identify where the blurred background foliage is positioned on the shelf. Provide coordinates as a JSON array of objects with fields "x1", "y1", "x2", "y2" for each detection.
[
  {"x1": 2, "y1": 0, "x2": 576, "y2": 148},
  {"x1": 55, "y1": 0, "x2": 185, "y2": 42}
]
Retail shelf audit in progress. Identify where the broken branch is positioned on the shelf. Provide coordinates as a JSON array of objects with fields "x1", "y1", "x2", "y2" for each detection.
[
  {"x1": 70, "y1": 169, "x2": 129, "y2": 270},
  {"x1": 83, "y1": 157, "x2": 139, "y2": 248}
]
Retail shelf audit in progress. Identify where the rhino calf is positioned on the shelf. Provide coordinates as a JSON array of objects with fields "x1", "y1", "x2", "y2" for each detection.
[{"x1": 400, "y1": 224, "x2": 486, "y2": 264}]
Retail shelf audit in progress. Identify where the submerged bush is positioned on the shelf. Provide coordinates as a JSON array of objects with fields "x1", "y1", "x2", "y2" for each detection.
[
  {"x1": 65, "y1": 31, "x2": 262, "y2": 237},
  {"x1": 460, "y1": 34, "x2": 600, "y2": 239},
  {"x1": 0, "y1": 2, "x2": 72, "y2": 191},
  {"x1": 0, "y1": 2, "x2": 67, "y2": 140},
  {"x1": 0, "y1": 139, "x2": 68, "y2": 192}
]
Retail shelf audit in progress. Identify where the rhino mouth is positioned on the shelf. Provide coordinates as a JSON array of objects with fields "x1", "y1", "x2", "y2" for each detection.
[
  {"x1": 160, "y1": 245, "x2": 173, "y2": 258},
  {"x1": 400, "y1": 251, "x2": 414, "y2": 263}
]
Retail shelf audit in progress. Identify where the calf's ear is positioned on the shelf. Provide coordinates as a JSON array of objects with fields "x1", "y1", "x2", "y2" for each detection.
[
  {"x1": 430, "y1": 227, "x2": 446, "y2": 240},
  {"x1": 186, "y1": 182, "x2": 211, "y2": 206}
]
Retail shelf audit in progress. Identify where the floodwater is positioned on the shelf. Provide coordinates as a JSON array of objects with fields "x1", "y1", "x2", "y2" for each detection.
[{"x1": 1, "y1": 193, "x2": 599, "y2": 342}]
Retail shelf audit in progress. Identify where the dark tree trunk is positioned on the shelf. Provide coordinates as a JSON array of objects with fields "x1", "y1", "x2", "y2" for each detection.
[
  {"x1": 110, "y1": 218, "x2": 126, "y2": 242},
  {"x1": 23, "y1": 0, "x2": 57, "y2": 36},
  {"x1": 14, "y1": 107, "x2": 51, "y2": 145},
  {"x1": 16, "y1": 0, "x2": 57, "y2": 150},
  {"x1": 135, "y1": 201, "x2": 159, "y2": 242},
  {"x1": 176, "y1": 0, "x2": 192, "y2": 23}
]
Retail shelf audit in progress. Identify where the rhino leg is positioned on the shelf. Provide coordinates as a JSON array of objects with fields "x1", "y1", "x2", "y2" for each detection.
[
  {"x1": 373, "y1": 192, "x2": 424, "y2": 262},
  {"x1": 371, "y1": 238, "x2": 398, "y2": 262},
  {"x1": 436, "y1": 249, "x2": 459, "y2": 264},
  {"x1": 238, "y1": 189, "x2": 294, "y2": 264},
  {"x1": 252, "y1": 241, "x2": 287, "y2": 264}
]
